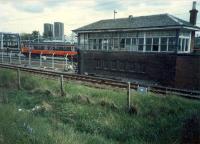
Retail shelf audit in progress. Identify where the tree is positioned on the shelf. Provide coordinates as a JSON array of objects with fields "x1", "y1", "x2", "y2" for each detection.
[
  {"x1": 20, "y1": 33, "x2": 31, "y2": 41},
  {"x1": 70, "y1": 32, "x2": 77, "y2": 44},
  {"x1": 31, "y1": 31, "x2": 40, "y2": 40}
]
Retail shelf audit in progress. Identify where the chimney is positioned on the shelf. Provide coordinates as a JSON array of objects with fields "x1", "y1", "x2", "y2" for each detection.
[
  {"x1": 190, "y1": 1, "x2": 198, "y2": 25},
  {"x1": 190, "y1": 1, "x2": 198, "y2": 52}
]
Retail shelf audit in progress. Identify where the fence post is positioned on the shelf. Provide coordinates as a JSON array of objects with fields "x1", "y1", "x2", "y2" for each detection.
[
  {"x1": 29, "y1": 51, "x2": 31, "y2": 67},
  {"x1": 52, "y1": 53, "x2": 55, "y2": 69},
  {"x1": 9, "y1": 51, "x2": 12, "y2": 64},
  {"x1": 127, "y1": 82, "x2": 131, "y2": 111},
  {"x1": 19, "y1": 52, "x2": 21, "y2": 65},
  {"x1": 1, "y1": 50, "x2": 3, "y2": 64},
  {"x1": 60, "y1": 75, "x2": 64, "y2": 96},
  {"x1": 1, "y1": 33, "x2": 3, "y2": 64},
  {"x1": 17, "y1": 68, "x2": 21, "y2": 90},
  {"x1": 71, "y1": 55, "x2": 73, "y2": 69},
  {"x1": 40, "y1": 52, "x2": 42, "y2": 68},
  {"x1": 64, "y1": 54, "x2": 68, "y2": 71}
]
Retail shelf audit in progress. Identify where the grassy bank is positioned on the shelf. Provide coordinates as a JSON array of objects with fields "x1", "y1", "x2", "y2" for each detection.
[{"x1": 0, "y1": 68, "x2": 200, "y2": 144}]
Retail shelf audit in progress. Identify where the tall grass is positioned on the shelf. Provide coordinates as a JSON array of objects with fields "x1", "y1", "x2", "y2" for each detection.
[{"x1": 0, "y1": 68, "x2": 200, "y2": 144}]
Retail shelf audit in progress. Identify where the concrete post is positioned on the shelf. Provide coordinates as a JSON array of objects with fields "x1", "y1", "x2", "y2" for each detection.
[
  {"x1": 40, "y1": 52, "x2": 42, "y2": 68},
  {"x1": 60, "y1": 75, "x2": 64, "y2": 96},
  {"x1": 52, "y1": 53, "x2": 55, "y2": 69},
  {"x1": 18, "y1": 51, "x2": 21, "y2": 65},
  {"x1": 65, "y1": 54, "x2": 68, "y2": 71},
  {"x1": 17, "y1": 68, "x2": 21, "y2": 90},
  {"x1": 71, "y1": 55, "x2": 73, "y2": 69},
  {"x1": 9, "y1": 51, "x2": 12, "y2": 64},
  {"x1": 29, "y1": 51, "x2": 31, "y2": 67},
  {"x1": 127, "y1": 82, "x2": 131, "y2": 111}
]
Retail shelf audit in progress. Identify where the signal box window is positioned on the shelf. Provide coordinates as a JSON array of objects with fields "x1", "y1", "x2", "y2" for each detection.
[
  {"x1": 131, "y1": 38, "x2": 137, "y2": 51},
  {"x1": 93, "y1": 39, "x2": 97, "y2": 50},
  {"x1": 120, "y1": 38, "x2": 125, "y2": 49},
  {"x1": 152, "y1": 38, "x2": 159, "y2": 51},
  {"x1": 138, "y1": 38, "x2": 144, "y2": 51},
  {"x1": 125, "y1": 38, "x2": 131, "y2": 50},
  {"x1": 146, "y1": 38, "x2": 152, "y2": 51},
  {"x1": 114, "y1": 38, "x2": 119, "y2": 49},
  {"x1": 103, "y1": 39, "x2": 108, "y2": 50},
  {"x1": 99, "y1": 39, "x2": 102, "y2": 50},
  {"x1": 161, "y1": 37, "x2": 167, "y2": 52},
  {"x1": 168, "y1": 37, "x2": 176, "y2": 52}
]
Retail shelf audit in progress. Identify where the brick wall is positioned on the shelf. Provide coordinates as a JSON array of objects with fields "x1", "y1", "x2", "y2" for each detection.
[
  {"x1": 78, "y1": 50, "x2": 200, "y2": 90},
  {"x1": 175, "y1": 54, "x2": 200, "y2": 90}
]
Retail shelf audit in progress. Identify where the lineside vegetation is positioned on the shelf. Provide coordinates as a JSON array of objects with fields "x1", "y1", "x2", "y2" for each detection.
[{"x1": 0, "y1": 68, "x2": 199, "y2": 144}]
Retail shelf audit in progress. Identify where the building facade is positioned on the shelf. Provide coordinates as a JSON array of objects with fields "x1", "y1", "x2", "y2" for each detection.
[
  {"x1": 74, "y1": 13, "x2": 199, "y2": 53},
  {"x1": 74, "y1": 2, "x2": 199, "y2": 53}
]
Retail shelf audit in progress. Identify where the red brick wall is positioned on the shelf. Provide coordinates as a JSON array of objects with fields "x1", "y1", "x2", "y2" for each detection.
[
  {"x1": 78, "y1": 51, "x2": 200, "y2": 90},
  {"x1": 175, "y1": 55, "x2": 200, "y2": 90}
]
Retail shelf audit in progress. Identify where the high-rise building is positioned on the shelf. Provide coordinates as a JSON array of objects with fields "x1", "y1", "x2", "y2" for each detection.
[
  {"x1": 54, "y1": 22, "x2": 64, "y2": 41},
  {"x1": 43, "y1": 23, "x2": 53, "y2": 39}
]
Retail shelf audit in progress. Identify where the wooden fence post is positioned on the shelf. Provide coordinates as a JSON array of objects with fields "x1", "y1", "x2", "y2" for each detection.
[
  {"x1": 127, "y1": 82, "x2": 131, "y2": 111},
  {"x1": 60, "y1": 75, "x2": 64, "y2": 96},
  {"x1": 17, "y1": 68, "x2": 21, "y2": 90}
]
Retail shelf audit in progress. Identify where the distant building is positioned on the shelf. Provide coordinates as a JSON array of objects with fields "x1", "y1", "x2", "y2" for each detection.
[
  {"x1": 54, "y1": 22, "x2": 64, "y2": 41},
  {"x1": 43, "y1": 23, "x2": 53, "y2": 39}
]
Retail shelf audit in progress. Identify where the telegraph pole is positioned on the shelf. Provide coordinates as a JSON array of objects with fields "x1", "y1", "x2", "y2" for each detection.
[
  {"x1": 38, "y1": 31, "x2": 39, "y2": 44},
  {"x1": 114, "y1": 10, "x2": 117, "y2": 20},
  {"x1": 1, "y1": 33, "x2": 4, "y2": 63}
]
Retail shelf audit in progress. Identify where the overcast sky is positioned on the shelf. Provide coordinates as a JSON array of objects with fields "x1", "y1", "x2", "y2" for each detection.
[{"x1": 0, "y1": 0, "x2": 200, "y2": 35}]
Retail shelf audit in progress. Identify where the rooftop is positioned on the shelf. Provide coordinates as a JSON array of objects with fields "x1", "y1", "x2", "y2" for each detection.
[{"x1": 74, "y1": 14, "x2": 200, "y2": 32}]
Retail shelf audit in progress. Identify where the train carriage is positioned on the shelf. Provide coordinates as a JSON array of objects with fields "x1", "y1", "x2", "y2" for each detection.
[{"x1": 21, "y1": 42, "x2": 77, "y2": 57}]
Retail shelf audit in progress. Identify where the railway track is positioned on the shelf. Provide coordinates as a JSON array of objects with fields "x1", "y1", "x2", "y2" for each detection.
[{"x1": 0, "y1": 63, "x2": 200, "y2": 99}]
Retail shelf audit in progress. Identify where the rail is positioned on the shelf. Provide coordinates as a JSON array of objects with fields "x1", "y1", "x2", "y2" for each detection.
[{"x1": 0, "y1": 63, "x2": 199, "y2": 100}]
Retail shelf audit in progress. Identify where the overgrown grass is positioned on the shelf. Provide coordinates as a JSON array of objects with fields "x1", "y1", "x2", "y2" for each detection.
[{"x1": 0, "y1": 68, "x2": 200, "y2": 144}]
